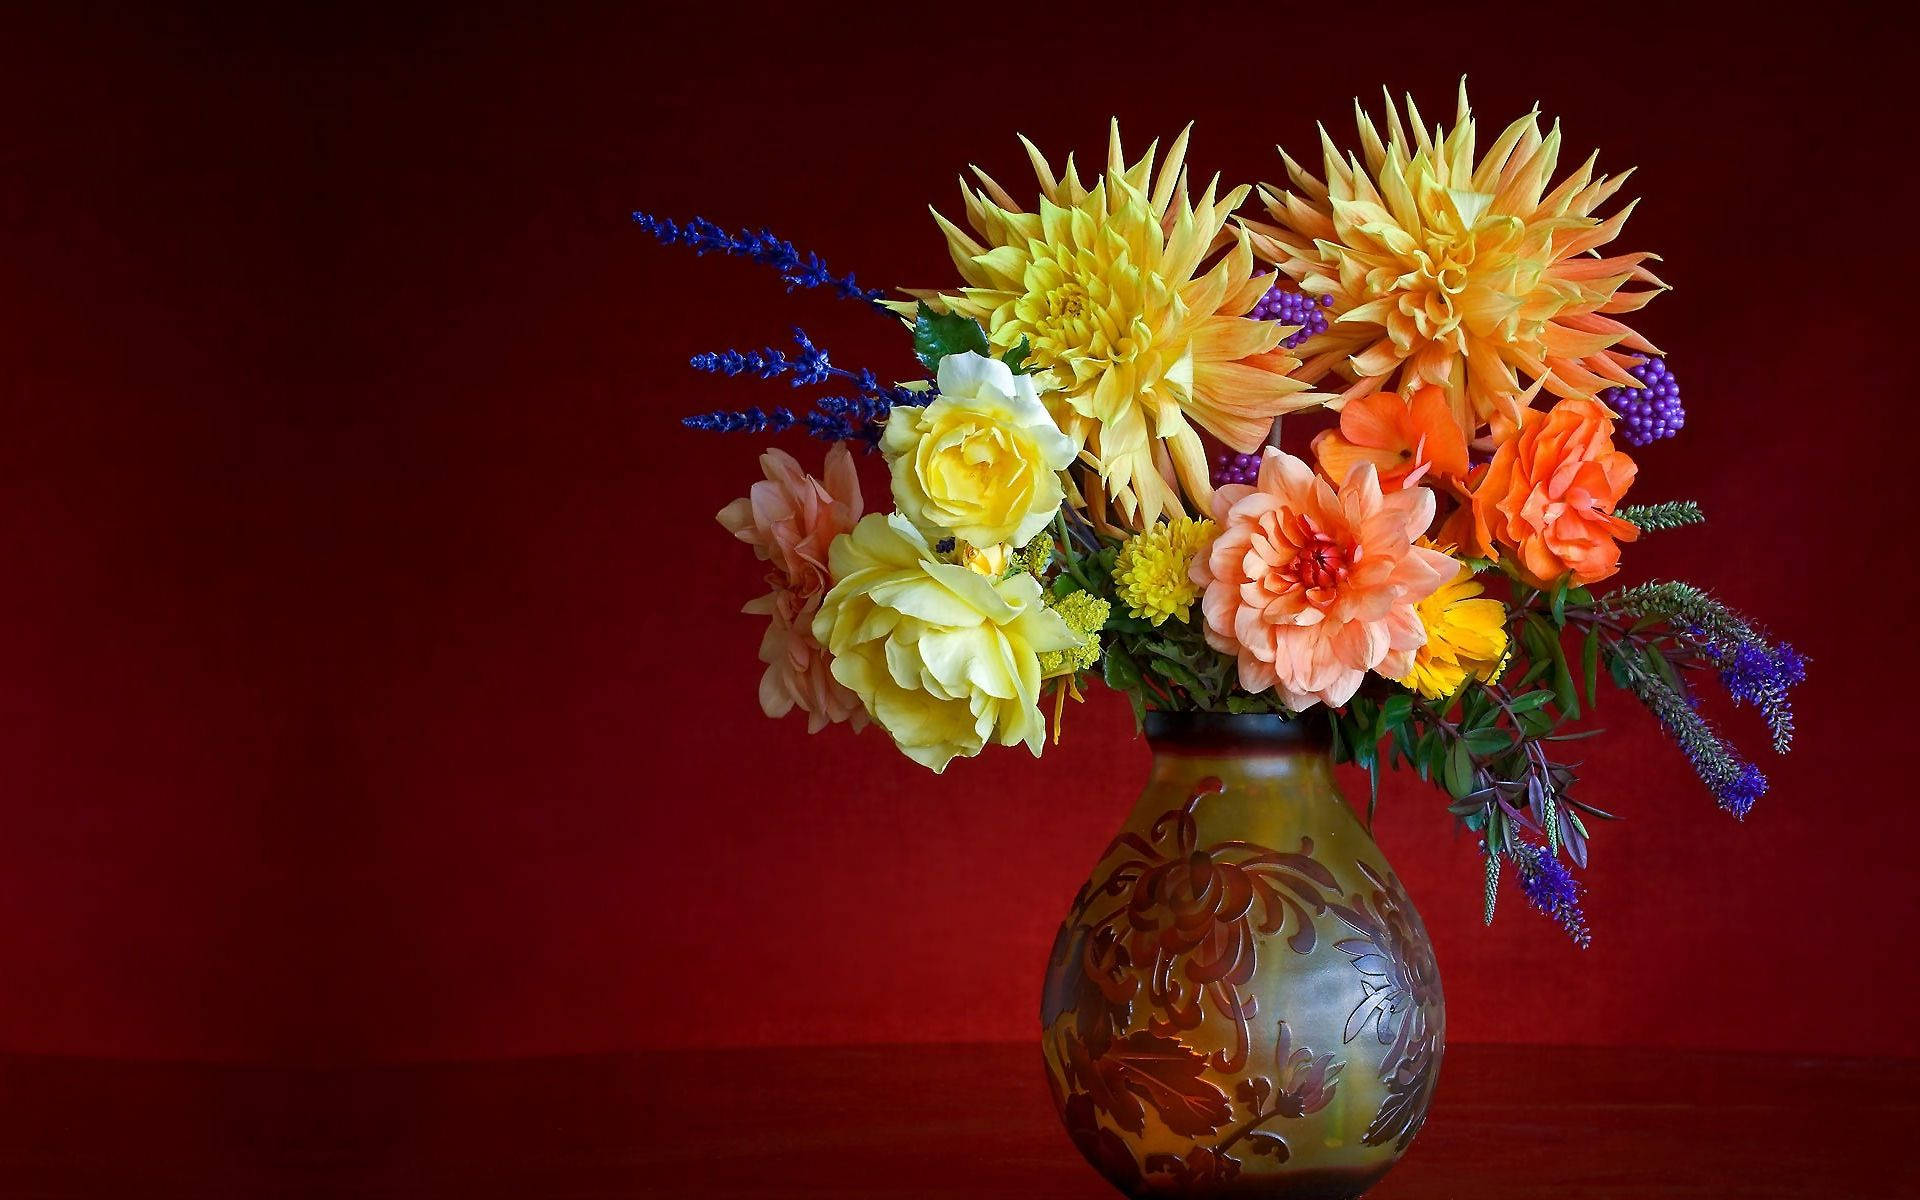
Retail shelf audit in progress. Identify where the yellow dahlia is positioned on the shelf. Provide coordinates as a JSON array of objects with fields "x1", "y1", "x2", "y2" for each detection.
[
  {"x1": 1242, "y1": 82, "x2": 1666, "y2": 442},
  {"x1": 1112, "y1": 517, "x2": 1215, "y2": 626},
  {"x1": 1394, "y1": 560, "x2": 1509, "y2": 700},
  {"x1": 894, "y1": 122, "x2": 1320, "y2": 527}
]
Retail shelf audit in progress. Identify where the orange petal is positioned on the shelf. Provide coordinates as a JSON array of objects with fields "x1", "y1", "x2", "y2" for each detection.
[{"x1": 1337, "y1": 390, "x2": 1409, "y2": 451}]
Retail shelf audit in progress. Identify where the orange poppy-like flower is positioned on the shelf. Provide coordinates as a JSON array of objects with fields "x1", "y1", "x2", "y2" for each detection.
[
  {"x1": 1469, "y1": 397, "x2": 1638, "y2": 587},
  {"x1": 1192, "y1": 449, "x2": 1458, "y2": 709},
  {"x1": 1310, "y1": 386, "x2": 1468, "y2": 492},
  {"x1": 717, "y1": 444, "x2": 867, "y2": 732}
]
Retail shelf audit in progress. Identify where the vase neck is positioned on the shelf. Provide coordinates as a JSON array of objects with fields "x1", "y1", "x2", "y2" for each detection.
[
  {"x1": 1143, "y1": 711, "x2": 1331, "y2": 754},
  {"x1": 1142, "y1": 712, "x2": 1336, "y2": 789}
]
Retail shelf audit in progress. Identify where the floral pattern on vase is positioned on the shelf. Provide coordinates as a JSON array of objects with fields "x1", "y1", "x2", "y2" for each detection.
[
  {"x1": 1329, "y1": 861, "x2": 1444, "y2": 1151},
  {"x1": 1042, "y1": 713, "x2": 1443, "y2": 1198}
]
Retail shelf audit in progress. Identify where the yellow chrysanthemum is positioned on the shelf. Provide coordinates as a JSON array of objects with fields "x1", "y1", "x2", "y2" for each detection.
[
  {"x1": 1112, "y1": 517, "x2": 1216, "y2": 626},
  {"x1": 894, "y1": 123, "x2": 1321, "y2": 528},
  {"x1": 1242, "y1": 82, "x2": 1667, "y2": 442},
  {"x1": 1394, "y1": 561, "x2": 1509, "y2": 700}
]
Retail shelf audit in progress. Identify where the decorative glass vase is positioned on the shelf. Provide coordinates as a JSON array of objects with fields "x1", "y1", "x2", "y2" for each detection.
[{"x1": 1041, "y1": 712, "x2": 1443, "y2": 1198}]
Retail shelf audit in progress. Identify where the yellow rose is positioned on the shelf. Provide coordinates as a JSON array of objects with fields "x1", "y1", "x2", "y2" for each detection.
[
  {"x1": 880, "y1": 351, "x2": 1076, "y2": 548},
  {"x1": 812, "y1": 513, "x2": 1079, "y2": 772},
  {"x1": 957, "y1": 540, "x2": 1010, "y2": 578}
]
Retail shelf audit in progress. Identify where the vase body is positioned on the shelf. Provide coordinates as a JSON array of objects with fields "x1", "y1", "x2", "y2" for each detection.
[{"x1": 1041, "y1": 713, "x2": 1443, "y2": 1198}]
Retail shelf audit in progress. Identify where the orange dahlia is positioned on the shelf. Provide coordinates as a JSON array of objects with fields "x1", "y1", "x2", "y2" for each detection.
[
  {"x1": 1242, "y1": 82, "x2": 1666, "y2": 443},
  {"x1": 1192, "y1": 449, "x2": 1457, "y2": 709}
]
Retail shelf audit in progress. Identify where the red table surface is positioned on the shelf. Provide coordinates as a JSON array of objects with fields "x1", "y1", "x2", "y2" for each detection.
[{"x1": 1, "y1": 1043, "x2": 1913, "y2": 1198}]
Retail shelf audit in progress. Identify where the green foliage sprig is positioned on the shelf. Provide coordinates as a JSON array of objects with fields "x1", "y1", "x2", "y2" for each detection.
[{"x1": 1616, "y1": 500, "x2": 1705, "y2": 532}]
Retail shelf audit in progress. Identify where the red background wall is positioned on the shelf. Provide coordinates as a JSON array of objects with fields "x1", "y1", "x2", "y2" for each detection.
[{"x1": 1, "y1": 6, "x2": 1914, "y2": 1064}]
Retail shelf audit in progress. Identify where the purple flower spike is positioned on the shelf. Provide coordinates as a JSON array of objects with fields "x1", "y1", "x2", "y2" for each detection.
[{"x1": 1512, "y1": 842, "x2": 1592, "y2": 949}]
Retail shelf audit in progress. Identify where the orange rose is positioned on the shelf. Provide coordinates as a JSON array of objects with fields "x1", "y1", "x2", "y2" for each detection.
[{"x1": 1469, "y1": 398, "x2": 1638, "y2": 587}]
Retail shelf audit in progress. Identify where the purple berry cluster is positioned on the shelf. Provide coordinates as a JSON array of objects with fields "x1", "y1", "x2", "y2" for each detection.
[
  {"x1": 1603, "y1": 356, "x2": 1684, "y2": 446},
  {"x1": 1250, "y1": 286, "x2": 1333, "y2": 349},
  {"x1": 1211, "y1": 449, "x2": 1263, "y2": 487}
]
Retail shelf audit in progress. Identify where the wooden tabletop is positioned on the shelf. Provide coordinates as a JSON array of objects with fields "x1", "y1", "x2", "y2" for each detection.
[{"x1": 1, "y1": 1043, "x2": 1913, "y2": 1197}]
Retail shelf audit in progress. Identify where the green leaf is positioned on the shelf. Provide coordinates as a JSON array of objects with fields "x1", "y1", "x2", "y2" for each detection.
[
  {"x1": 1458, "y1": 686, "x2": 1490, "y2": 727},
  {"x1": 1391, "y1": 719, "x2": 1417, "y2": 767},
  {"x1": 1419, "y1": 730, "x2": 1447, "y2": 782},
  {"x1": 1645, "y1": 645, "x2": 1682, "y2": 693},
  {"x1": 1528, "y1": 614, "x2": 1579, "y2": 719},
  {"x1": 911, "y1": 301, "x2": 991, "y2": 374},
  {"x1": 1550, "y1": 577, "x2": 1570, "y2": 628},
  {"x1": 1381, "y1": 693, "x2": 1413, "y2": 732},
  {"x1": 1606, "y1": 646, "x2": 1635, "y2": 689},
  {"x1": 1514, "y1": 657, "x2": 1552, "y2": 689},
  {"x1": 1506, "y1": 690, "x2": 1553, "y2": 714},
  {"x1": 1148, "y1": 653, "x2": 1204, "y2": 696},
  {"x1": 1103, "y1": 644, "x2": 1143, "y2": 693},
  {"x1": 1544, "y1": 727, "x2": 1607, "y2": 743},
  {"x1": 1226, "y1": 695, "x2": 1271, "y2": 715},
  {"x1": 1464, "y1": 727, "x2": 1512, "y2": 756},
  {"x1": 1443, "y1": 739, "x2": 1476, "y2": 800},
  {"x1": 999, "y1": 335, "x2": 1036, "y2": 374}
]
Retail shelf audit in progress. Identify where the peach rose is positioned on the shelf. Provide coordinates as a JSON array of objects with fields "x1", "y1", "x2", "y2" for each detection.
[
  {"x1": 1192, "y1": 449, "x2": 1457, "y2": 710},
  {"x1": 1469, "y1": 397, "x2": 1638, "y2": 587},
  {"x1": 718, "y1": 444, "x2": 866, "y2": 732}
]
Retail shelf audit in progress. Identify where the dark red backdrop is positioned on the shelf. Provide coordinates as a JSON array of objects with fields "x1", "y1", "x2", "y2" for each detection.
[{"x1": 1, "y1": 6, "x2": 1913, "y2": 1064}]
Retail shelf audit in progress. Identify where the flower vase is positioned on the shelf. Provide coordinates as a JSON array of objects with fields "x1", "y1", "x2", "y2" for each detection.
[{"x1": 1042, "y1": 712, "x2": 1443, "y2": 1198}]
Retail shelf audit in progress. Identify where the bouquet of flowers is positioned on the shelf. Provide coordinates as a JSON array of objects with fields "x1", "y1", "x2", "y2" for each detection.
[{"x1": 641, "y1": 84, "x2": 1803, "y2": 941}]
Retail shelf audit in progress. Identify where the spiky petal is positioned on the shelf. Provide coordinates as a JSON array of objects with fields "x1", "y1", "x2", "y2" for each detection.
[
  {"x1": 893, "y1": 122, "x2": 1321, "y2": 527},
  {"x1": 1242, "y1": 82, "x2": 1667, "y2": 442}
]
